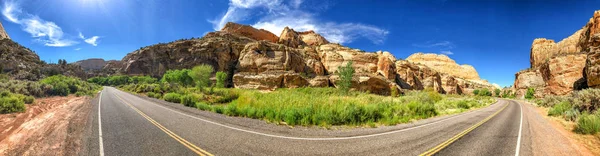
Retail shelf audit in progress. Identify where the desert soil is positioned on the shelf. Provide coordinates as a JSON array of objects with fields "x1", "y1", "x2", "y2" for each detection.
[{"x1": 0, "y1": 95, "x2": 91, "y2": 156}]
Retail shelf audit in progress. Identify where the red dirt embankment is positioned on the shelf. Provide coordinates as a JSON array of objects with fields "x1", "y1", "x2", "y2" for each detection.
[{"x1": 0, "y1": 95, "x2": 91, "y2": 156}]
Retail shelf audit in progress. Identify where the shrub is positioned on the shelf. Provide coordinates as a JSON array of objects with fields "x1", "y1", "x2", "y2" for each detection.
[
  {"x1": 457, "y1": 101, "x2": 471, "y2": 109},
  {"x1": 548, "y1": 101, "x2": 572, "y2": 117},
  {"x1": 23, "y1": 96, "x2": 34, "y2": 104},
  {"x1": 147, "y1": 92, "x2": 157, "y2": 98},
  {"x1": 0, "y1": 96, "x2": 25, "y2": 114},
  {"x1": 52, "y1": 82, "x2": 70, "y2": 96},
  {"x1": 163, "y1": 93, "x2": 182, "y2": 103},
  {"x1": 196, "y1": 102, "x2": 212, "y2": 111},
  {"x1": 575, "y1": 112, "x2": 600, "y2": 134},
  {"x1": 478, "y1": 88, "x2": 492, "y2": 96},
  {"x1": 215, "y1": 71, "x2": 227, "y2": 88},
  {"x1": 473, "y1": 89, "x2": 480, "y2": 95},
  {"x1": 525, "y1": 88, "x2": 535, "y2": 99},
  {"x1": 189, "y1": 65, "x2": 214, "y2": 90},
  {"x1": 180, "y1": 94, "x2": 197, "y2": 107},
  {"x1": 337, "y1": 61, "x2": 355, "y2": 95},
  {"x1": 161, "y1": 69, "x2": 193, "y2": 86},
  {"x1": 538, "y1": 96, "x2": 570, "y2": 107},
  {"x1": 494, "y1": 88, "x2": 501, "y2": 97},
  {"x1": 571, "y1": 89, "x2": 600, "y2": 113}
]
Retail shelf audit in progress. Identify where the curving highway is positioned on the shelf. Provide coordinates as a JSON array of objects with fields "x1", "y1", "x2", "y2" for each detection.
[{"x1": 80, "y1": 87, "x2": 581, "y2": 156}]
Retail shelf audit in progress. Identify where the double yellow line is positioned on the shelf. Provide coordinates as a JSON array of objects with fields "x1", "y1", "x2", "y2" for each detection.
[
  {"x1": 419, "y1": 102, "x2": 510, "y2": 156},
  {"x1": 114, "y1": 94, "x2": 213, "y2": 156}
]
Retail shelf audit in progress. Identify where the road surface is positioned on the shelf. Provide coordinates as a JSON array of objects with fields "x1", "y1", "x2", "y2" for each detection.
[{"x1": 80, "y1": 87, "x2": 580, "y2": 156}]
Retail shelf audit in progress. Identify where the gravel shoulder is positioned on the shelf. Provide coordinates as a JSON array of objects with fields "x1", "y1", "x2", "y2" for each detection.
[{"x1": 0, "y1": 95, "x2": 92, "y2": 156}]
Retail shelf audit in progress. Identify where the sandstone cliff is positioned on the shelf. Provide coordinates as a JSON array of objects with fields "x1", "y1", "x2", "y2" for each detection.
[
  {"x1": 109, "y1": 23, "x2": 493, "y2": 95},
  {"x1": 0, "y1": 21, "x2": 9, "y2": 40},
  {"x1": 514, "y1": 10, "x2": 600, "y2": 97},
  {"x1": 406, "y1": 53, "x2": 481, "y2": 81}
]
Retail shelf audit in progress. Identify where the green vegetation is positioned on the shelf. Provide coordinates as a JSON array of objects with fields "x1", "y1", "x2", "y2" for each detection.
[
  {"x1": 473, "y1": 89, "x2": 479, "y2": 95},
  {"x1": 88, "y1": 75, "x2": 157, "y2": 86},
  {"x1": 525, "y1": 87, "x2": 535, "y2": 99},
  {"x1": 537, "y1": 88, "x2": 600, "y2": 135},
  {"x1": 215, "y1": 71, "x2": 227, "y2": 88},
  {"x1": 0, "y1": 95, "x2": 25, "y2": 114},
  {"x1": 189, "y1": 65, "x2": 213, "y2": 90},
  {"x1": 161, "y1": 69, "x2": 193, "y2": 86},
  {"x1": 41, "y1": 75, "x2": 99, "y2": 96},
  {"x1": 494, "y1": 88, "x2": 501, "y2": 97},
  {"x1": 337, "y1": 61, "x2": 354, "y2": 95},
  {"x1": 163, "y1": 93, "x2": 182, "y2": 103}
]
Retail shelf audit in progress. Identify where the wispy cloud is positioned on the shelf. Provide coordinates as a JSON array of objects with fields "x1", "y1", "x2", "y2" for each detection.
[
  {"x1": 412, "y1": 41, "x2": 456, "y2": 49},
  {"x1": 440, "y1": 50, "x2": 453, "y2": 55},
  {"x1": 78, "y1": 32, "x2": 101, "y2": 46},
  {"x1": 2, "y1": 1, "x2": 78, "y2": 47},
  {"x1": 74, "y1": 48, "x2": 81, "y2": 51},
  {"x1": 210, "y1": 0, "x2": 389, "y2": 44}
]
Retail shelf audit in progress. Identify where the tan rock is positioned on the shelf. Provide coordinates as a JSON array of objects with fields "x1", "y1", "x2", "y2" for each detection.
[
  {"x1": 237, "y1": 41, "x2": 324, "y2": 76},
  {"x1": 513, "y1": 69, "x2": 545, "y2": 98},
  {"x1": 329, "y1": 74, "x2": 393, "y2": 95},
  {"x1": 283, "y1": 73, "x2": 309, "y2": 88},
  {"x1": 586, "y1": 50, "x2": 600, "y2": 88},
  {"x1": 406, "y1": 53, "x2": 481, "y2": 80},
  {"x1": 317, "y1": 44, "x2": 378, "y2": 74},
  {"x1": 233, "y1": 72, "x2": 284, "y2": 90},
  {"x1": 278, "y1": 27, "x2": 304, "y2": 48},
  {"x1": 541, "y1": 54, "x2": 588, "y2": 95},
  {"x1": 220, "y1": 22, "x2": 279, "y2": 43},
  {"x1": 0, "y1": 21, "x2": 9, "y2": 40},
  {"x1": 309, "y1": 76, "x2": 330, "y2": 87},
  {"x1": 298, "y1": 30, "x2": 329, "y2": 46},
  {"x1": 395, "y1": 60, "x2": 444, "y2": 93},
  {"x1": 376, "y1": 51, "x2": 397, "y2": 80}
]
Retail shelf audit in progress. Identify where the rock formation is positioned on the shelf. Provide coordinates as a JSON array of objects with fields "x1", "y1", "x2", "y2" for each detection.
[
  {"x1": 514, "y1": 10, "x2": 600, "y2": 97},
  {"x1": 74, "y1": 58, "x2": 112, "y2": 71},
  {"x1": 220, "y1": 22, "x2": 279, "y2": 43},
  {"x1": 406, "y1": 53, "x2": 481, "y2": 81},
  {"x1": 108, "y1": 22, "x2": 492, "y2": 95},
  {"x1": 0, "y1": 22, "x2": 9, "y2": 40}
]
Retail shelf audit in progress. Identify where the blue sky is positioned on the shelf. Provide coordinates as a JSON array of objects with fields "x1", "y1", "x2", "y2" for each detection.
[{"x1": 1, "y1": 0, "x2": 599, "y2": 87}]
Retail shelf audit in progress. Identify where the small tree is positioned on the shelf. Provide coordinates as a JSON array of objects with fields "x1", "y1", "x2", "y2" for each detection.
[
  {"x1": 188, "y1": 65, "x2": 214, "y2": 90},
  {"x1": 525, "y1": 88, "x2": 535, "y2": 99},
  {"x1": 337, "y1": 61, "x2": 355, "y2": 95},
  {"x1": 215, "y1": 71, "x2": 227, "y2": 88},
  {"x1": 494, "y1": 88, "x2": 501, "y2": 97},
  {"x1": 473, "y1": 89, "x2": 480, "y2": 96}
]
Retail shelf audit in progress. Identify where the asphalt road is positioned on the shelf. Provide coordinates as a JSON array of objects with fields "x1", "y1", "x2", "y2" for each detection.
[{"x1": 81, "y1": 87, "x2": 559, "y2": 156}]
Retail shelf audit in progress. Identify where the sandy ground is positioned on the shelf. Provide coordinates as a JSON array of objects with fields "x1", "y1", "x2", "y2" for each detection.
[
  {"x1": 520, "y1": 100, "x2": 599, "y2": 156},
  {"x1": 0, "y1": 95, "x2": 91, "y2": 156}
]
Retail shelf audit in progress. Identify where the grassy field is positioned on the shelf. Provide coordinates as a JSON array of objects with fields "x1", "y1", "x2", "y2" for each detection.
[{"x1": 121, "y1": 84, "x2": 495, "y2": 127}]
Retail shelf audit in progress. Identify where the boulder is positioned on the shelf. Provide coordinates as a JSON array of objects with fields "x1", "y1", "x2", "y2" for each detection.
[
  {"x1": 586, "y1": 50, "x2": 600, "y2": 88},
  {"x1": 309, "y1": 76, "x2": 330, "y2": 87},
  {"x1": 233, "y1": 72, "x2": 285, "y2": 90},
  {"x1": 329, "y1": 74, "x2": 392, "y2": 95},
  {"x1": 541, "y1": 53, "x2": 588, "y2": 95}
]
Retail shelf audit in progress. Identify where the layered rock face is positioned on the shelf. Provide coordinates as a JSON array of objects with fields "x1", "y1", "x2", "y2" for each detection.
[
  {"x1": 0, "y1": 22, "x2": 9, "y2": 40},
  {"x1": 220, "y1": 22, "x2": 279, "y2": 43},
  {"x1": 406, "y1": 53, "x2": 481, "y2": 80},
  {"x1": 514, "y1": 10, "x2": 600, "y2": 97},
  {"x1": 110, "y1": 22, "x2": 492, "y2": 95},
  {"x1": 74, "y1": 58, "x2": 110, "y2": 70}
]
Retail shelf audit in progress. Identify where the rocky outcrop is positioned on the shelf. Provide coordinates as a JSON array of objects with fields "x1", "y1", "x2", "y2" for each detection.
[
  {"x1": 298, "y1": 30, "x2": 329, "y2": 46},
  {"x1": 74, "y1": 58, "x2": 110, "y2": 71},
  {"x1": 317, "y1": 44, "x2": 378, "y2": 74},
  {"x1": 540, "y1": 53, "x2": 588, "y2": 95},
  {"x1": 329, "y1": 74, "x2": 393, "y2": 95},
  {"x1": 0, "y1": 39, "x2": 42, "y2": 80},
  {"x1": 395, "y1": 60, "x2": 444, "y2": 92},
  {"x1": 0, "y1": 22, "x2": 9, "y2": 40},
  {"x1": 278, "y1": 27, "x2": 304, "y2": 48},
  {"x1": 513, "y1": 69, "x2": 545, "y2": 98},
  {"x1": 406, "y1": 53, "x2": 481, "y2": 81},
  {"x1": 220, "y1": 22, "x2": 279, "y2": 43},
  {"x1": 586, "y1": 50, "x2": 600, "y2": 88}
]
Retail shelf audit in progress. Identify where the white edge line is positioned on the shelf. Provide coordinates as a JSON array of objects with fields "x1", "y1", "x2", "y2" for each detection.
[
  {"x1": 98, "y1": 88, "x2": 105, "y2": 156},
  {"x1": 515, "y1": 100, "x2": 523, "y2": 156},
  {"x1": 113, "y1": 88, "x2": 505, "y2": 141}
]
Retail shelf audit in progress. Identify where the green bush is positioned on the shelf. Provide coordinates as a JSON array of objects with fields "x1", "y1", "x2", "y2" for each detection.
[
  {"x1": 215, "y1": 71, "x2": 227, "y2": 88},
  {"x1": 163, "y1": 93, "x2": 182, "y2": 103},
  {"x1": 0, "y1": 96, "x2": 25, "y2": 114},
  {"x1": 52, "y1": 82, "x2": 70, "y2": 96},
  {"x1": 548, "y1": 101, "x2": 572, "y2": 116},
  {"x1": 571, "y1": 89, "x2": 600, "y2": 113},
  {"x1": 23, "y1": 96, "x2": 34, "y2": 104},
  {"x1": 494, "y1": 88, "x2": 501, "y2": 97},
  {"x1": 147, "y1": 92, "x2": 157, "y2": 98},
  {"x1": 161, "y1": 69, "x2": 193, "y2": 86},
  {"x1": 337, "y1": 61, "x2": 354, "y2": 95},
  {"x1": 180, "y1": 94, "x2": 197, "y2": 107},
  {"x1": 525, "y1": 88, "x2": 535, "y2": 99},
  {"x1": 189, "y1": 65, "x2": 214, "y2": 90},
  {"x1": 473, "y1": 89, "x2": 480, "y2": 95},
  {"x1": 196, "y1": 102, "x2": 212, "y2": 111},
  {"x1": 575, "y1": 112, "x2": 600, "y2": 134}
]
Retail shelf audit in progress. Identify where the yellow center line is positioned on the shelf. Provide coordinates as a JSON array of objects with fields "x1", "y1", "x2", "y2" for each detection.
[
  {"x1": 419, "y1": 101, "x2": 510, "y2": 156},
  {"x1": 113, "y1": 93, "x2": 214, "y2": 156}
]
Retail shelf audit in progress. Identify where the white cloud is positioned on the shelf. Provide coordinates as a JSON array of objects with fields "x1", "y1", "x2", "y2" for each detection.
[
  {"x1": 413, "y1": 41, "x2": 456, "y2": 49},
  {"x1": 211, "y1": 0, "x2": 389, "y2": 44},
  {"x1": 84, "y1": 36, "x2": 100, "y2": 46},
  {"x1": 74, "y1": 48, "x2": 81, "y2": 51},
  {"x1": 2, "y1": 1, "x2": 77, "y2": 47},
  {"x1": 440, "y1": 50, "x2": 454, "y2": 55},
  {"x1": 78, "y1": 32, "x2": 85, "y2": 39}
]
